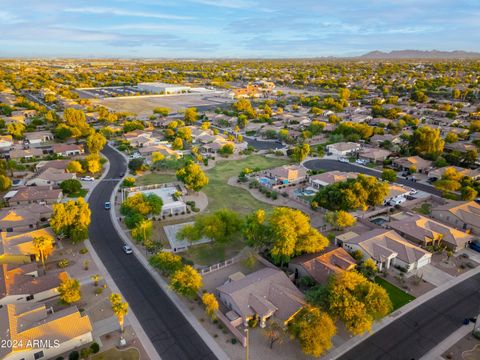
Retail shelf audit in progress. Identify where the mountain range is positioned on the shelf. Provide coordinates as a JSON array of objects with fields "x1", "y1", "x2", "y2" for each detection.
[{"x1": 359, "y1": 50, "x2": 480, "y2": 59}]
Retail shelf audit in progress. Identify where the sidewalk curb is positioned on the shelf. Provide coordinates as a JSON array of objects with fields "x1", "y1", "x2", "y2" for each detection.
[
  {"x1": 325, "y1": 265, "x2": 480, "y2": 359},
  {"x1": 85, "y1": 148, "x2": 162, "y2": 360},
  {"x1": 108, "y1": 145, "x2": 230, "y2": 360}
]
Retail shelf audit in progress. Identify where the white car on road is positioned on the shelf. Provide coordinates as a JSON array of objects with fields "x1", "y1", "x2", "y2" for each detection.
[
  {"x1": 339, "y1": 157, "x2": 349, "y2": 163},
  {"x1": 81, "y1": 176, "x2": 95, "y2": 181}
]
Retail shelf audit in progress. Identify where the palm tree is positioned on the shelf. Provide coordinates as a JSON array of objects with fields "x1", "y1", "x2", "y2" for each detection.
[
  {"x1": 110, "y1": 293, "x2": 129, "y2": 333},
  {"x1": 91, "y1": 274, "x2": 101, "y2": 286},
  {"x1": 32, "y1": 236, "x2": 54, "y2": 270}
]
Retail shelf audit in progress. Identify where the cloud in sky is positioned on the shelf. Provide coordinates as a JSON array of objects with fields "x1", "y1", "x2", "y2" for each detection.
[{"x1": 0, "y1": 0, "x2": 479, "y2": 57}]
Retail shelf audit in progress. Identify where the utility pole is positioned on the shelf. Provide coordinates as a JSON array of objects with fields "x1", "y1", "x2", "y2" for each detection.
[{"x1": 244, "y1": 327, "x2": 249, "y2": 360}]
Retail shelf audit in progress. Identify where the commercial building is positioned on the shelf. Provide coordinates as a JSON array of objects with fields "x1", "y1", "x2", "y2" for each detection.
[{"x1": 137, "y1": 82, "x2": 191, "y2": 94}]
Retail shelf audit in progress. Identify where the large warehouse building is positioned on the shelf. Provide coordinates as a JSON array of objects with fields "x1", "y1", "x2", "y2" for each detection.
[{"x1": 137, "y1": 82, "x2": 191, "y2": 94}]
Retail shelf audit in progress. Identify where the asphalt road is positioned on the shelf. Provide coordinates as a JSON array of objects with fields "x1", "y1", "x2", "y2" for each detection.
[
  {"x1": 338, "y1": 272, "x2": 480, "y2": 360},
  {"x1": 303, "y1": 159, "x2": 442, "y2": 196},
  {"x1": 88, "y1": 144, "x2": 217, "y2": 360}
]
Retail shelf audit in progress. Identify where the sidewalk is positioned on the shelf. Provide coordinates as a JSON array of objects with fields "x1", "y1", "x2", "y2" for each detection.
[
  {"x1": 419, "y1": 323, "x2": 474, "y2": 360},
  {"x1": 325, "y1": 264, "x2": 480, "y2": 359},
  {"x1": 108, "y1": 145, "x2": 230, "y2": 360}
]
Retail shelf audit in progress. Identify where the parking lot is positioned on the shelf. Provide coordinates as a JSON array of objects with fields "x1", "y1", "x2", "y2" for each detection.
[{"x1": 77, "y1": 86, "x2": 147, "y2": 99}]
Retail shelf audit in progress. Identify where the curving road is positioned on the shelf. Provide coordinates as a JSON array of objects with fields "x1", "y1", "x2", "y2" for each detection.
[
  {"x1": 337, "y1": 272, "x2": 480, "y2": 360},
  {"x1": 303, "y1": 159, "x2": 442, "y2": 196},
  {"x1": 88, "y1": 144, "x2": 217, "y2": 360}
]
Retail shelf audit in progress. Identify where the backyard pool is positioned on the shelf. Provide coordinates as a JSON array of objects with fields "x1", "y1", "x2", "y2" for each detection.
[{"x1": 258, "y1": 177, "x2": 274, "y2": 186}]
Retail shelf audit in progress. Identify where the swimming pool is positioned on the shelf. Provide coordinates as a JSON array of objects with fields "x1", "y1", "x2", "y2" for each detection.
[{"x1": 258, "y1": 177, "x2": 273, "y2": 186}]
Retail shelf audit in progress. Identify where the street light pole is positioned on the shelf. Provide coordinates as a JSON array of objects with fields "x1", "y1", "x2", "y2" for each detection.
[{"x1": 244, "y1": 326, "x2": 249, "y2": 360}]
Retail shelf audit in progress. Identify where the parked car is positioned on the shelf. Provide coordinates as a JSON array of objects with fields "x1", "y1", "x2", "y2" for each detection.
[
  {"x1": 470, "y1": 240, "x2": 480, "y2": 253},
  {"x1": 104, "y1": 201, "x2": 111, "y2": 210},
  {"x1": 409, "y1": 189, "x2": 418, "y2": 195},
  {"x1": 355, "y1": 159, "x2": 368, "y2": 165},
  {"x1": 388, "y1": 197, "x2": 407, "y2": 206},
  {"x1": 122, "y1": 245, "x2": 133, "y2": 254},
  {"x1": 119, "y1": 172, "x2": 125, "y2": 177},
  {"x1": 339, "y1": 157, "x2": 349, "y2": 163},
  {"x1": 427, "y1": 177, "x2": 438, "y2": 184},
  {"x1": 81, "y1": 176, "x2": 94, "y2": 181}
]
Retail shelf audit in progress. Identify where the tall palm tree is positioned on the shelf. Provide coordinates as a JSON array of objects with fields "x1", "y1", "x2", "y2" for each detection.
[
  {"x1": 32, "y1": 236, "x2": 54, "y2": 271},
  {"x1": 110, "y1": 293, "x2": 129, "y2": 333}
]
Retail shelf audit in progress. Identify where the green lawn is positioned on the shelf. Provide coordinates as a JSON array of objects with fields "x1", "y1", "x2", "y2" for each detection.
[
  {"x1": 136, "y1": 172, "x2": 177, "y2": 185},
  {"x1": 182, "y1": 236, "x2": 246, "y2": 266},
  {"x1": 375, "y1": 277, "x2": 415, "y2": 311},
  {"x1": 92, "y1": 347, "x2": 140, "y2": 360},
  {"x1": 203, "y1": 155, "x2": 292, "y2": 214}
]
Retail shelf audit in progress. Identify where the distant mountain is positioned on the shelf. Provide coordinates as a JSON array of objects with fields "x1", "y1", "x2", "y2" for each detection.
[{"x1": 359, "y1": 50, "x2": 480, "y2": 59}]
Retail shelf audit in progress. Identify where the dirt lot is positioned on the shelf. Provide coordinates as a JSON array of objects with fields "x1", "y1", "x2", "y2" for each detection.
[{"x1": 94, "y1": 93, "x2": 233, "y2": 116}]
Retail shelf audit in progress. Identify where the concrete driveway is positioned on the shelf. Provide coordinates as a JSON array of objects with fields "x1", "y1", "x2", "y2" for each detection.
[
  {"x1": 408, "y1": 264, "x2": 454, "y2": 286},
  {"x1": 457, "y1": 248, "x2": 480, "y2": 263}
]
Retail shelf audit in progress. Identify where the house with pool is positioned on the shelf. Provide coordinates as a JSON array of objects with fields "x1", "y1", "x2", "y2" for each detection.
[{"x1": 256, "y1": 165, "x2": 307, "y2": 189}]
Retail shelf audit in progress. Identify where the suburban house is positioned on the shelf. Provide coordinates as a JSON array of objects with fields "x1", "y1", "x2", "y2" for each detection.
[
  {"x1": 4, "y1": 186, "x2": 62, "y2": 206},
  {"x1": 326, "y1": 142, "x2": 362, "y2": 157},
  {"x1": 0, "y1": 228, "x2": 57, "y2": 264},
  {"x1": 388, "y1": 213, "x2": 473, "y2": 252},
  {"x1": 263, "y1": 165, "x2": 307, "y2": 185},
  {"x1": 392, "y1": 156, "x2": 433, "y2": 173},
  {"x1": 26, "y1": 167, "x2": 76, "y2": 187},
  {"x1": 428, "y1": 166, "x2": 480, "y2": 180},
  {"x1": 53, "y1": 144, "x2": 84, "y2": 157},
  {"x1": 9, "y1": 148, "x2": 44, "y2": 160},
  {"x1": 216, "y1": 268, "x2": 305, "y2": 328},
  {"x1": 0, "y1": 303, "x2": 93, "y2": 360},
  {"x1": 369, "y1": 134, "x2": 402, "y2": 146},
  {"x1": 0, "y1": 135, "x2": 13, "y2": 150},
  {"x1": 138, "y1": 143, "x2": 182, "y2": 159},
  {"x1": 0, "y1": 263, "x2": 68, "y2": 306},
  {"x1": 309, "y1": 171, "x2": 359, "y2": 189},
  {"x1": 431, "y1": 201, "x2": 480, "y2": 235},
  {"x1": 384, "y1": 184, "x2": 410, "y2": 204},
  {"x1": 337, "y1": 228, "x2": 432, "y2": 272},
  {"x1": 24, "y1": 131, "x2": 54, "y2": 146},
  {"x1": 358, "y1": 148, "x2": 392, "y2": 164},
  {"x1": 35, "y1": 159, "x2": 70, "y2": 173},
  {"x1": 289, "y1": 248, "x2": 356, "y2": 284},
  {"x1": 0, "y1": 205, "x2": 52, "y2": 233}
]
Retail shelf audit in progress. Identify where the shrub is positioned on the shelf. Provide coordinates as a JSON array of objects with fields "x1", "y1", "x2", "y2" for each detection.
[
  {"x1": 57, "y1": 259, "x2": 70, "y2": 268},
  {"x1": 90, "y1": 342, "x2": 100, "y2": 354},
  {"x1": 79, "y1": 248, "x2": 88, "y2": 254},
  {"x1": 95, "y1": 287, "x2": 103, "y2": 295},
  {"x1": 231, "y1": 338, "x2": 237, "y2": 345},
  {"x1": 68, "y1": 351, "x2": 79, "y2": 360}
]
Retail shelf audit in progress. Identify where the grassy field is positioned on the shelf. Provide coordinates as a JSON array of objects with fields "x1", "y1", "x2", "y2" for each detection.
[
  {"x1": 182, "y1": 235, "x2": 246, "y2": 266},
  {"x1": 375, "y1": 277, "x2": 416, "y2": 311},
  {"x1": 92, "y1": 347, "x2": 140, "y2": 360},
  {"x1": 203, "y1": 155, "x2": 292, "y2": 214},
  {"x1": 136, "y1": 172, "x2": 176, "y2": 185}
]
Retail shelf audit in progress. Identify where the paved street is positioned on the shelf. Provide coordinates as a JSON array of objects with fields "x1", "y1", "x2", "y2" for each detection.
[
  {"x1": 337, "y1": 272, "x2": 480, "y2": 360},
  {"x1": 88, "y1": 144, "x2": 217, "y2": 360},
  {"x1": 303, "y1": 159, "x2": 442, "y2": 196}
]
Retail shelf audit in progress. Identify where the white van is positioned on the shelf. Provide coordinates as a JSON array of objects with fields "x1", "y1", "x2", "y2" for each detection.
[{"x1": 388, "y1": 197, "x2": 407, "y2": 206}]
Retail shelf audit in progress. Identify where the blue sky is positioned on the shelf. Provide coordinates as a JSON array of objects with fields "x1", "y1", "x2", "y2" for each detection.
[{"x1": 1, "y1": 0, "x2": 479, "y2": 58}]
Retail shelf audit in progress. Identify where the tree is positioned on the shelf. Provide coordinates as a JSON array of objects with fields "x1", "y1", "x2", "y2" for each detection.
[
  {"x1": 153, "y1": 107, "x2": 170, "y2": 116},
  {"x1": 409, "y1": 126, "x2": 444, "y2": 157},
  {"x1": 152, "y1": 152, "x2": 165, "y2": 165},
  {"x1": 7, "y1": 122, "x2": 25, "y2": 139},
  {"x1": 86, "y1": 132, "x2": 107, "y2": 154},
  {"x1": 110, "y1": 293, "x2": 129, "y2": 333},
  {"x1": 184, "y1": 107, "x2": 198, "y2": 124},
  {"x1": 128, "y1": 158, "x2": 144, "y2": 173},
  {"x1": 202, "y1": 292, "x2": 219, "y2": 320},
  {"x1": 219, "y1": 143, "x2": 234, "y2": 156},
  {"x1": 201, "y1": 121, "x2": 211, "y2": 130},
  {"x1": 461, "y1": 186, "x2": 478, "y2": 201},
  {"x1": 237, "y1": 114, "x2": 248, "y2": 128},
  {"x1": 445, "y1": 132, "x2": 458, "y2": 144},
  {"x1": 33, "y1": 235, "x2": 54, "y2": 270},
  {"x1": 338, "y1": 88, "x2": 350, "y2": 100},
  {"x1": 325, "y1": 210, "x2": 356, "y2": 230},
  {"x1": 176, "y1": 161, "x2": 209, "y2": 192},
  {"x1": 381, "y1": 169, "x2": 397, "y2": 182},
  {"x1": 0, "y1": 175, "x2": 12, "y2": 191},
  {"x1": 177, "y1": 127, "x2": 192, "y2": 142},
  {"x1": 291, "y1": 144, "x2": 310, "y2": 163},
  {"x1": 63, "y1": 108, "x2": 90, "y2": 136},
  {"x1": 263, "y1": 320, "x2": 286, "y2": 350},
  {"x1": 58, "y1": 277, "x2": 81, "y2": 304},
  {"x1": 289, "y1": 307, "x2": 336, "y2": 357},
  {"x1": 172, "y1": 137, "x2": 183, "y2": 150},
  {"x1": 60, "y1": 179, "x2": 82, "y2": 195},
  {"x1": 123, "y1": 120, "x2": 144, "y2": 132},
  {"x1": 91, "y1": 274, "x2": 101, "y2": 287},
  {"x1": 131, "y1": 219, "x2": 153, "y2": 245},
  {"x1": 169, "y1": 265, "x2": 203, "y2": 298},
  {"x1": 50, "y1": 198, "x2": 91, "y2": 243},
  {"x1": 67, "y1": 161, "x2": 83, "y2": 173},
  {"x1": 327, "y1": 271, "x2": 392, "y2": 335},
  {"x1": 149, "y1": 251, "x2": 183, "y2": 276},
  {"x1": 55, "y1": 124, "x2": 73, "y2": 140}
]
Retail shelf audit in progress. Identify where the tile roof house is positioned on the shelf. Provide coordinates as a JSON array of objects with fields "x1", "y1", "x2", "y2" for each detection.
[
  {"x1": 431, "y1": 201, "x2": 480, "y2": 235},
  {"x1": 264, "y1": 165, "x2": 307, "y2": 184},
  {"x1": 0, "y1": 228, "x2": 57, "y2": 264},
  {"x1": 358, "y1": 148, "x2": 392, "y2": 164},
  {"x1": 370, "y1": 134, "x2": 402, "y2": 146},
  {"x1": 326, "y1": 142, "x2": 362, "y2": 156},
  {"x1": 216, "y1": 268, "x2": 305, "y2": 328},
  {"x1": 309, "y1": 171, "x2": 359, "y2": 189},
  {"x1": 24, "y1": 131, "x2": 54, "y2": 145},
  {"x1": 428, "y1": 166, "x2": 480, "y2": 180},
  {"x1": 9, "y1": 148, "x2": 44, "y2": 160},
  {"x1": 338, "y1": 228, "x2": 432, "y2": 272},
  {"x1": 138, "y1": 143, "x2": 182, "y2": 159},
  {"x1": 392, "y1": 156, "x2": 432, "y2": 173},
  {"x1": 52, "y1": 144, "x2": 84, "y2": 157},
  {"x1": 0, "y1": 303, "x2": 93, "y2": 360},
  {"x1": 289, "y1": 248, "x2": 356, "y2": 284},
  {"x1": 0, "y1": 135, "x2": 13, "y2": 150},
  {"x1": 35, "y1": 159, "x2": 70, "y2": 172},
  {"x1": 388, "y1": 213, "x2": 473, "y2": 252},
  {"x1": 4, "y1": 186, "x2": 62, "y2": 206},
  {"x1": 0, "y1": 205, "x2": 52, "y2": 233},
  {"x1": 26, "y1": 167, "x2": 76, "y2": 187}
]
